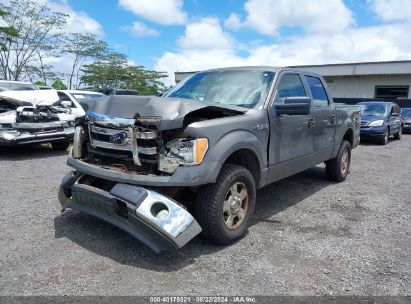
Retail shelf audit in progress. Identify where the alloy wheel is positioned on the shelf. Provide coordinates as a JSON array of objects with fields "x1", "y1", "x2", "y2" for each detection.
[{"x1": 223, "y1": 182, "x2": 249, "y2": 230}]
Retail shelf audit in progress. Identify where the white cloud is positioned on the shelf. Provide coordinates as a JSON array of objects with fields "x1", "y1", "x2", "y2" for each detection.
[
  {"x1": 118, "y1": 0, "x2": 187, "y2": 25},
  {"x1": 177, "y1": 18, "x2": 233, "y2": 50},
  {"x1": 121, "y1": 22, "x2": 159, "y2": 37},
  {"x1": 368, "y1": 0, "x2": 411, "y2": 22},
  {"x1": 155, "y1": 22, "x2": 411, "y2": 85},
  {"x1": 33, "y1": 0, "x2": 103, "y2": 35},
  {"x1": 224, "y1": 13, "x2": 243, "y2": 30},
  {"x1": 236, "y1": 0, "x2": 354, "y2": 35}
]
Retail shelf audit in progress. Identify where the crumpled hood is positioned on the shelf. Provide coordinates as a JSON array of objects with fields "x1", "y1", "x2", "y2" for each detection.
[
  {"x1": 87, "y1": 95, "x2": 246, "y2": 130},
  {"x1": 0, "y1": 90, "x2": 59, "y2": 106}
]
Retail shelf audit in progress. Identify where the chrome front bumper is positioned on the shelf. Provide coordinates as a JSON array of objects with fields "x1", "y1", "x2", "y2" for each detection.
[
  {"x1": 0, "y1": 123, "x2": 74, "y2": 145},
  {"x1": 58, "y1": 172, "x2": 202, "y2": 253}
]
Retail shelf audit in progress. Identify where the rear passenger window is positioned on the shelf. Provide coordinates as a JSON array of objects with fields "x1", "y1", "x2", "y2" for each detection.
[{"x1": 305, "y1": 76, "x2": 329, "y2": 107}]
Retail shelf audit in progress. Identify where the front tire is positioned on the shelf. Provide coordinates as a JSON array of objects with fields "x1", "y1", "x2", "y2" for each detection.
[
  {"x1": 194, "y1": 164, "x2": 256, "y2": 245},
  {"x1": 51, "y1": 141, "x2": 70, "y2": 151},
  {"x1": 325, "y1": 140, "x2": 351, "y2": 182},
  {"x1": 379, "y1": 128, "x2": 389, "y2": 145}
]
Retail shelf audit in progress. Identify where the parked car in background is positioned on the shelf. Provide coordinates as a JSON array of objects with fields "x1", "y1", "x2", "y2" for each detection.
[
  {"x1": 0, "y1": 81, "x2": 74, "y2": 150},
  {"x1": 359, "y1": 101, "x2": 402, "y2": 145},
  {"x1": 105, "y1": 88, "x2": 139, "y2": 96},
  {"x1": 55, "y1": 90, "x2": 104, "y2": 118},
  {"x1": 401, "y1": 108, "x2": 411, "y2": 133}
]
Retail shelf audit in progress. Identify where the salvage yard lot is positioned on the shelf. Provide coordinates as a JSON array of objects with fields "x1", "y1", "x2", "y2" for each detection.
[{"x1": 0, "y1": 137, "x2": 410, "y2": 296}]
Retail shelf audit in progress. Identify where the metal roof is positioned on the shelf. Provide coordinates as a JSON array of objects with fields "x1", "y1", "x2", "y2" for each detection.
[{"x1": 175, "y1": 60, "x2": 411, "y2": 82}]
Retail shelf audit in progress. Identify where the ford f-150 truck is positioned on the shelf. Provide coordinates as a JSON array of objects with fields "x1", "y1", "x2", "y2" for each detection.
[{"x1": 58, "y1": 67, "x2": 361, "y2": 253}]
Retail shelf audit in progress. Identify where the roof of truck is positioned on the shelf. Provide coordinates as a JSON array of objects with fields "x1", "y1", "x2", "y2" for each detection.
[{"x1": 191, "y1": 66, "x2": 322, "y2": 77}]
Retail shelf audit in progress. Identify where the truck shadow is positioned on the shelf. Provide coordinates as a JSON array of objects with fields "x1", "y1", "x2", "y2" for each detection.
[
  {"x1": 53, "y1": 166, "x2": 332, "y2": 271},
  {"x1": 0, "y1": 144, "x2": 69, "y2": 161},
  {"x1": 252, "y1": 166, "x2": 330, "y2": 225}
]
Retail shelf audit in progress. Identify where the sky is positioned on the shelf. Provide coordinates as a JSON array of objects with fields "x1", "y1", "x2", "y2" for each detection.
[{"x1": 14, "y1": 0, "x2": 411, "y2": 84}]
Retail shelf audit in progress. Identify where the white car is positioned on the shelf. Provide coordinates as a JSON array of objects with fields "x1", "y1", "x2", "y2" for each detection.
[
  {"x1": 0, "y1": 81, "x2": 75, "y2": 150},
  {"x1": 56, "y1": 90, "x2": 104, "y2": 118}
]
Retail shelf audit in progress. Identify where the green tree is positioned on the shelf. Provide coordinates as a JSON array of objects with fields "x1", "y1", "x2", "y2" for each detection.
[
  {"x1": 63, "y1": 33, "x2": 108, "y2": 89},
  {"x1": 0, "y1": 0, "x2": 67, "y2": 80},
  {"x1": 0, "y1": 8, "x2": 19, "y2": 51},
  {"x1": 81, "y1": 51, "x2": 168, "y2": 95},
  {"x1": 51, "y1": 79, "x2": 67, "y2": 90},
  {"x1": 124, "y1": 66, "x2": 168, "y2": 95},
  {"x1": 33, "y1": 80, "x2": 46, "y2": 86},
  {"x1": 81, "y1": 52, "x2": 129, "y2": 90}
]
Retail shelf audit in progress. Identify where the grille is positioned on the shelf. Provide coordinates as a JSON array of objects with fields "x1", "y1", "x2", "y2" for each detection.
[
  {"x1": 89, "y1": 124, "x2": 159, "y2": 156},
  {"x1": 18, "y1": 126, "x2": 64, "y2": 134}
]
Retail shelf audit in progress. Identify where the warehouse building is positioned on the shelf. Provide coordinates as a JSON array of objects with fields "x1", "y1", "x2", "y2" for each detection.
[{"x1": 174, "y1": 60, "x2": 411, "y2": 107}]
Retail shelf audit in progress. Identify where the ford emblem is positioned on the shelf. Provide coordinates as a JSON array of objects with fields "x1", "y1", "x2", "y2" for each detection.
[{"x1": 110, "y1": 132, "x2": 128, "y2": 145}]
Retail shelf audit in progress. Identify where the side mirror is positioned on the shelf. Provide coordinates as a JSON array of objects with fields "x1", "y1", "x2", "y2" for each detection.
[
  {"x1": 274, "y1": 97, "x2": 311, "y2": 117},
  {"x1": 61, "y1": 100, "x2": 72, "y2": 108}
]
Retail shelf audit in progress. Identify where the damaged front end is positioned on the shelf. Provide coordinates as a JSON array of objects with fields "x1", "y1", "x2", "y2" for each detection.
[
  {"x1": 72, "y1": 109, "x2": 211, "y2": 176},
  {"x1": 0, "y1": 101, "x2": 75, "y2": 145},
  {"x1": 62, "y1": 111, "x2": 206, "y2": 252},
  {"x1": 59, "y1": 96, "x2": 246, "y2": 252}
]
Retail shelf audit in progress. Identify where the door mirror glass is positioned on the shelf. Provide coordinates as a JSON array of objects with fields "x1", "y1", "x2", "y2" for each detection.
[{"x1": 274, "y1": 97, "x2": 311, "y2": 116}]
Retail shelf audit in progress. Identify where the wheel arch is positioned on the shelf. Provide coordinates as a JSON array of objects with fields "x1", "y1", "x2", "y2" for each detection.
[
  {"x1": 343, "y1": 128, "x2": 354, "y2": 147},
  {"x1": 223, "y1": 148, "x2": 262, "y2": 188}
]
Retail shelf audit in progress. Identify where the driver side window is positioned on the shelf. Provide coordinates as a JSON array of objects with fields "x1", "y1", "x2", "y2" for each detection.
[
  {"x1": 275, "y1": 73, "x2": 306, "y2": 104},
  {"x1": 57, "y1": 92, "x2": 74, "y2": 107}
]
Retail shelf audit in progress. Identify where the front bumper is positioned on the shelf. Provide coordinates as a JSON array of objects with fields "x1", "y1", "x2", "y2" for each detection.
[
  {"x1": 0, "y1": 123, "x2": 74, "y2": 146},
  {"x1": 67, "y1": 152, "x2": 220, "y2": 187},
  {"x1": 360, "y1": 126, "x2": 386, "y2": 138},
  {"x1": 58, "y1": 172, "x2": 202, "y2": 253}
]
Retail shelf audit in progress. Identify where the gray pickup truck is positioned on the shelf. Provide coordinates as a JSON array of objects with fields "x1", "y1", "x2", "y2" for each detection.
[{"x1": 58, "y1": 67, "x2": 360, "y2": 253}]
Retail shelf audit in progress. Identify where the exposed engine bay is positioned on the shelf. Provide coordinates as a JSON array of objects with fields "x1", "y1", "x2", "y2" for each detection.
[
  {"x1": 16, "y1": 105, "x2": 71, "y2": 123},
  {"x1": 72, "y1": 95, "x2": 245, "y2": 176}
]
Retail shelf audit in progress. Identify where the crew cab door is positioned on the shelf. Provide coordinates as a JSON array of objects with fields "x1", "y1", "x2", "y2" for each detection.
[
  {"x1": 267, "y1": 72, "x2": 314, "y2": 183},
  {"x1": 303, "y1": 75, "x2": 335, "y2": 159}
]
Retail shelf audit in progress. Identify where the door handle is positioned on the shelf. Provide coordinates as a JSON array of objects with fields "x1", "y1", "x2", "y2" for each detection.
[
  {"x1": 331, "y1": 114, "x2": 336, "y2": 124},
  {"x1": 308, "y1": 118, "x2": 315, "y2": 128}
]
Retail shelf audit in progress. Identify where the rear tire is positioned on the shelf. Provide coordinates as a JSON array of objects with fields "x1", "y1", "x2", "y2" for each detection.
[
  {"x1": 194, "y1": 164, "x2": 256, "y2": 245},
  {"x1": 325, "y1": 140, "x2": 351, "y2": 182},
  {"x1": 393, "y1": 126, "x2": 402, "y2": 140},
  {"x1": 51, "y1": 141, "x2": 70, "y2": 151}
]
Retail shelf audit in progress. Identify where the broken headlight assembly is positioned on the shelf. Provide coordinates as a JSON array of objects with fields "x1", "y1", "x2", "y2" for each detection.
[{"x1": 159, "y1": 138, "x2": 209, "y2": 173}]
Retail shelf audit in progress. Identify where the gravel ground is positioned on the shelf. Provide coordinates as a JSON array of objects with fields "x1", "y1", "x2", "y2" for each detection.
[{"x1": 0, "y1": 136, "x2": 410, "y2": 296}]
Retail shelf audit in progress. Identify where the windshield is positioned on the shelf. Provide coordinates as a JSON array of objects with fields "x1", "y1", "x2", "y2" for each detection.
[
  {"x1": 0, "y1": 82, "x2": 38, "y2": 91},
  {"x1": 360, "y1": 104, "x2": 388, "y2": 117},
  {"x1": 165, "y1": 70, "x2": 275, "y2": 108},
  {"x1": 72, "y1": 93, "x2": 103, "y2": 100},
  {"x1": 401, "y1": 109, "x2": 411, "y2": 117}
]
